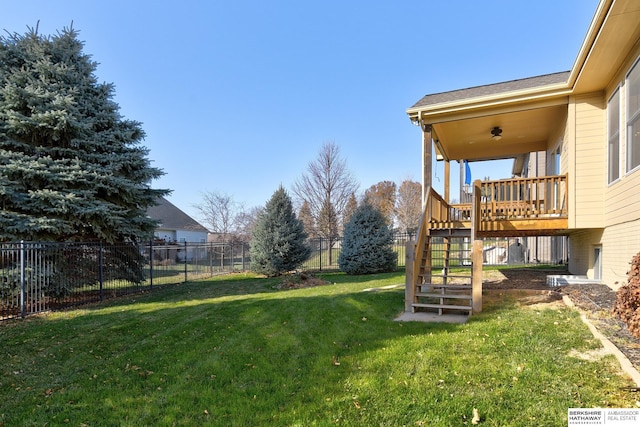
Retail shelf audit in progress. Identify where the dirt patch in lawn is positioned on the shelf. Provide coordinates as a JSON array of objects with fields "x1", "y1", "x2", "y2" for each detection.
[
  {"x1": 481, "y1": 268, "x2": 640, "y2": 372},
  {"x1": 277, "y1": 272, "x2": 330, "y2": 290},
  {"x1": 484, "y1": 288, "x2": 565, "y2": 310}
]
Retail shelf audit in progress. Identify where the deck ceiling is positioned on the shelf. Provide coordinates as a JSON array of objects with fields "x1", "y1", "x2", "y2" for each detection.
[{"x1": 431, "y1": 103, "x2": 567, "y2": 162}]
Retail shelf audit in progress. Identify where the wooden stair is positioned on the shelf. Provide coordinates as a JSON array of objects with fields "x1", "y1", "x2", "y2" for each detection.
[{"x1": 411, "y1": 227, "x2": 473, "y2": 315}]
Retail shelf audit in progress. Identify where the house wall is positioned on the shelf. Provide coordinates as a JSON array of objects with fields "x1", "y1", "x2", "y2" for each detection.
[
  {"x1": 155, "y1": 228, "x2": 177, "y2": 242},
  {"x1": 598, "y1": 46, "x2": 640, "y2": 288},
  {"x1": 154, "y1": 229, "x2": 207, "y2": 243},
  {"x1": 604, "y1": 46, "x2": 640, "y2": 227},
  {"x1": 175, "y1": 230, "x2": 208, "y2": 243},
  {"x1": 569, "y1": 93, "x2": 606, "y2": 229},
  {"x1": 601, "y1": 221, "x2": 640, "y2": 289},
  {"x1": 526, "y1": 151, "x2": 547, "y2": 177},
  {"x1": 546, "y1": 111, "x2": 566, "y2": 176},
  {"x1": 568, "y1": 228, "x2": 603, "y2": 278},
  {"x1": 567, "y1": 46, "x2": 640, "y2": 288}
]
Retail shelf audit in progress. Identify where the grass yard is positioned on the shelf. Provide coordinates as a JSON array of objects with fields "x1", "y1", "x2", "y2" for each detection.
[{"x1": 1, "y1": 271, "x2": 638, "y2": 426}]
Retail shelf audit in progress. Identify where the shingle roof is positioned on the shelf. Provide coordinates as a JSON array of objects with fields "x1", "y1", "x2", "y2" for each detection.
[
  {"x1": 409, "y1": 71, "x2": 570, "y2": 110},
  {"x1": 147, "y1": 197, "x2": 209, "y2": 233}
]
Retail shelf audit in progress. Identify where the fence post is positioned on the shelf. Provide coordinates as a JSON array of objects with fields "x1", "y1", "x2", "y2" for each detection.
[
  {"x1": 149, "y1": 240, "x2": 154, "y2": 290},
  {"x1": 319, "y1": 237, "x2": 322, "y2": 272},
  {"x1": 209, "y1": 242, "x2": 213, "y2": 276},
  {"x1": 99, "y1": 241, "x2": 104, "y2": 301},
  {"x1": 184, "y1": 241, "x2": 188, "y2": 282},
  {"x1": 20, "y1": 241, "x2": 25, "y2": 318}
]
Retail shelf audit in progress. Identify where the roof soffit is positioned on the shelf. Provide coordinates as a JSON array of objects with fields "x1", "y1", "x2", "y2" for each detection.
[{"x1": 572, "y1": 0, "x2": 640, "y2": 93}]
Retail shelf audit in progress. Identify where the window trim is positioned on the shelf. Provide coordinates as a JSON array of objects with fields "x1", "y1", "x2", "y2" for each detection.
[{"x1": 625, "y1": 56, "x2": 640, "y2": 174}]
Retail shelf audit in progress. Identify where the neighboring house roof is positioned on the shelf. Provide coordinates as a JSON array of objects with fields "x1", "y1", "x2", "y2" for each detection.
[
  {"x1": 409, "y1": 71, "x2": 570, "y2": 110},
  {"x1": 147, "y1": 197, "x2": 209, "y2": 233}
]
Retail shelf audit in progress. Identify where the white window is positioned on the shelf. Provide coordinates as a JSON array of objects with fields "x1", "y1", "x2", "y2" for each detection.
[
  {"x1": 627, "y1": 58, "x2": 640, "y2": 172},
  {"x1": 608, "y1": 88, "x2": 620, "y2": 183}
]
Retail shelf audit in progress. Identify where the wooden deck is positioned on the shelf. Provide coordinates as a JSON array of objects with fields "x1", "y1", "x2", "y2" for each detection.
[
  {"x1": 406, "y1": 175, "x2": 569, "y2": 315},
  {"x1": 426, "y1": 175, "x2": 568, "y2": 237}
]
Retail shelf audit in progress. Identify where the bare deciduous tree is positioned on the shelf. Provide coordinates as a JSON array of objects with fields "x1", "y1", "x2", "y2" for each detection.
[
  {"x1": 194, "y1": 191, "x2": 244, "y2": 243},
  {"x1": 395, "y1": 179, "x2": 422, "y2": 237},
  {"x1": 293, "y1": 142, "x2": 358, "y2": 266},
  {"x1": 293, "y1": 141, "x2": 359, "y2": 231},
  {"x1": 234, "y1": 205, "x2": 263, "y2": 243}
]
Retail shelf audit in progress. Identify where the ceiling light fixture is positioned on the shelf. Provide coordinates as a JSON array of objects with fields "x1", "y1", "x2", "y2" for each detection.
[{"x1": 491, "y1": 126, "x2": 503, "y2": 141}]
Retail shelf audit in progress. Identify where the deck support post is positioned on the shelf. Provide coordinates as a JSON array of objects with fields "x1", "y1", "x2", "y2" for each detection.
[
  {"x1": 422, "y1": 124, "x2": 432, "y2": 206},
  {"x1": 471, "y1": 179, "x2": 483, "y2": 314},
  {"x1": 472, "y1": 240, "x2": 483, "y2": 314},
  {"x1": 444, "y1": 160, "x2": 450, "y2": 203},
  {"x1": 405, "y1": 241, "x2": 416, "y2": 312}
]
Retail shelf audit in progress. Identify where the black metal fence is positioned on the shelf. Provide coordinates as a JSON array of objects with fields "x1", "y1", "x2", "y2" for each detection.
[
  {"x1": 1, "y1": 234, "x2": 566, "y2": 321},
  {"x1": 0, "y1": 241, "x2": 250, "y2": 321},
  {"x1": 300, "y1": 233, "x2": 413, "y2": 272}
]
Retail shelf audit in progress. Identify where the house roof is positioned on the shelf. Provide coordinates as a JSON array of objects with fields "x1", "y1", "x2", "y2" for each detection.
[
  {"x1": 147, "y1": 197, "x2": 209, "y2": 233},
  {"x1": 409, "y1": 72, "x2": 570, "y2": 111}
]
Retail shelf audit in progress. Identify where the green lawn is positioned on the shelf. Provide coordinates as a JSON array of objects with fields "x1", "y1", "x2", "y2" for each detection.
[{"x1": 1, "y1": 271, "x2": 637, "y2": 426}]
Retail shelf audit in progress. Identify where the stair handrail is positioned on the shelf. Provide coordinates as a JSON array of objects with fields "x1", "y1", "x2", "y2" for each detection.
[{"x1": 411, "y1": 186, "x2": 432, "y2": 284}]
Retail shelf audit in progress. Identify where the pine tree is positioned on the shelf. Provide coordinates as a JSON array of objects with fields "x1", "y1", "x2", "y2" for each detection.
[
  {"x1": 342, "y1": 192, "x2": 358, "y2": 227},
  {"x1": 338, "y1": 203, "x2": 397, "y2": 275},
  {"x1": 0, "y1": 25, "x2": 168, "y2": 242},
  {"x1": 250, "y1": 186, "x2": 311, "y2": 277},
  {"x1": 298, "y1": 200, "x2": 316, "y2": 238}
]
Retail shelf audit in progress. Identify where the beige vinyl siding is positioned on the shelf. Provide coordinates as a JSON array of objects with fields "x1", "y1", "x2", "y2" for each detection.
[
  {"x1": 605, "y1": 170, "x2": 640, "y2": 224},
  {"x1": 573, "y1": 93, "x2": 605, "y2": 228},
  {"x1": 601, "y1": 220, "x2": 640, "y2": 290},
  {"x1": 605, "y1": 50, "x2": 640, "y2": 226},
  {"x1": 546, "y1": 112, "x2": 567, "y2": 176}
]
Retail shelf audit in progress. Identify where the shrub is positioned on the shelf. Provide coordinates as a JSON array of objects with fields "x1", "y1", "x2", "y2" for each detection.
[
  {"x1": 613, "y1": 251, "x2": 640, "y2": 338},
  {"x1": 338, "y1": 203, "x2": 396, "y2": 275}
]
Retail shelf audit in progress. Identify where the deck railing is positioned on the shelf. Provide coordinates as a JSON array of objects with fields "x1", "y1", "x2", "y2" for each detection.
[
  {"x1": 477, "y1": 174, "x2": 568, "y2": 220},
  {"x1": 449, "y1": 175, "x2": 568, "y2": 222},
  {"x1": 424, "y1": 187, "x2": 470, "y2": 224}
]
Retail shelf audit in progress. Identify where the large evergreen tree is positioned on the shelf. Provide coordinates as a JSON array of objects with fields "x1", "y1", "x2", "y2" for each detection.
[
  {"x1": 0, "y1": 25, "x2": 168, "y2": 242},
  {"x1": 338, "y1": 203, "x2": 396, "y2": 275},
  {"x1": 250, "y1": 186, "x2": 311, "y2": 277}
]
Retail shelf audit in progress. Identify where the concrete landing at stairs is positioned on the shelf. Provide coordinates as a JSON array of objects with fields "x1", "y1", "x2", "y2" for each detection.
[{"x1": 395, "y1": 312, "x2": 469, "y2": 324}]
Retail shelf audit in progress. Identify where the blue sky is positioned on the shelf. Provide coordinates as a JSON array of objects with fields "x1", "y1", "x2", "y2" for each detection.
[{"x1": 4, "y1": 0, "x2": 599, "y2": 221}]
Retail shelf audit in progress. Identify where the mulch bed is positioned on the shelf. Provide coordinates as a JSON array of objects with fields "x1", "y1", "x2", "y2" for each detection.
[
  {"x1": 483, "y1": 268, "x2": 640, "y2": 371},
  {"x1": 559, "y1": 283, "x2": 640, "y2": 372}
]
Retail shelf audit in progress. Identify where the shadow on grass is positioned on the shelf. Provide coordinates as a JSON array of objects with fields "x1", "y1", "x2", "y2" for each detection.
[{"x1": 4, "y1": 268, "x2": 635, "y2": 426}]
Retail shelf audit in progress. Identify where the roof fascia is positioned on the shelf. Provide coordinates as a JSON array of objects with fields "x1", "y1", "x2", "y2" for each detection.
[
  {"x1": 566, "y1": 0, "x2": 612, "y2": 88},
  {"x1": 408, "y1": 87, "x2": 571, "y2": 124}
]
